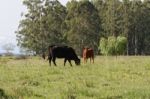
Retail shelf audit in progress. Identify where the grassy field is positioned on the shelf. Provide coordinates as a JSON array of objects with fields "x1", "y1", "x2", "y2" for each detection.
[{"x1": 0, "y1": 56, "x2": 150, "y2": 99}]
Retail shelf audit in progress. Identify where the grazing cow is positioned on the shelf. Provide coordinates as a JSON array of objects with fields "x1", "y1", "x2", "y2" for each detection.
[
  {"x1": 48, "y1": 45, "x2": 80, "y2": 66},
  {"x1": 82, "y1": 47, "x2": 94, "y2": 63}
]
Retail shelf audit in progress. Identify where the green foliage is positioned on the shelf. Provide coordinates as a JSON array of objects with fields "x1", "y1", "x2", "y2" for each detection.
[
  {"x1": 99, "y1": 36, "x2": 127, "y2": 55},
  {"x1": 16, "y1": 0, "x2": 66, "y2": 54},
  {"x1": 64, "y1": 0, "x2": 101, "y2": 54},
  {"x1": 16, "y1": 0, "x2": 150, "y2": 55},
  {"x1": 116, "y1": 36, "x2": 127, "y2": 54},
  {"x1": 93, "y1": 0, "x2": 150, "y2": 55},
  {"x1": 99, "y1": 38, "x2": 108, "y2": 55},
  {"x1": 107, "y1": 36, "x2": 117, "y2": 55}
]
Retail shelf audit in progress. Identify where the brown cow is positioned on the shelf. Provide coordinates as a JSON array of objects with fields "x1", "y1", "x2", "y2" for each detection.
[{"x1": 82, "y1": 47, "x2": 94, "y2": 63}]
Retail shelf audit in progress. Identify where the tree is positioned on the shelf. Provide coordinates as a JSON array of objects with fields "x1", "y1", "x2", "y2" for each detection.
[
  {"x1": 20, "y1": 47, "x2": 34, "y2": 55},
  {"x1": 2, "y1": 43, "x2": 15, "y2": 54},
  {"x1": 16, "y1": 0, "x2": 66, "y2": 55},
  {"x1": 64, "y1": 0, "x2": 101, "y2": 55},
  {"x1": 95, "y1": 0, "x2": 150, "y2": 55},
  {"x1": 142, "y1": 0, "x2": 150, "y2": 54},
  {"x1": 16, "y1": 0, "x2": 43, "y2": 54},
  {"x1": 16, "y1": 0, "x2": 150, "y2": 55}
]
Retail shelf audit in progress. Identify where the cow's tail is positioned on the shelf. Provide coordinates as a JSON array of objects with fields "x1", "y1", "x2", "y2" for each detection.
[{"x1": 48, "y1": 45, "x2": 54, "y2": 60}]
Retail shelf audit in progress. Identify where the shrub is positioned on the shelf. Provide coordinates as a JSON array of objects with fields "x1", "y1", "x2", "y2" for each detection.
[
  {"x1": 107, "y1": 36, "x2": 117, "y2": 55},
  {"x1": 99, "y1": 36, "x2": 127, "y2": 55},
  {"x1": 116, "y1": 36, "x2": 127, "y2": 55},
  {"x1": 99, "y1": 38, "x2": 108, "y2": 55}
]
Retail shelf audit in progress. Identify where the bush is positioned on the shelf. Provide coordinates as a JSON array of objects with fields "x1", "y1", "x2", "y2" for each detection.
[
  {"x1": 14, "y1": 55, "x2": 29, "y2": 60},
  {"x1": 107, "y1": 36, "x2": 117, "y2": 55},
  {"x1": 116, "y1": 36, "x2": 127, "y2": 55},
  {"x1": 99, "y1": 38, "x2": 108, "y2": 55},
  {"x1": 99, "y1": 36, "x2": 127, "y2": 55}
]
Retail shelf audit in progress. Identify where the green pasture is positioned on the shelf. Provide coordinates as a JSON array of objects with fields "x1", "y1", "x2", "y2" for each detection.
[{"x1": 0, "y1": 56, "x2": 150, "y2": 99}]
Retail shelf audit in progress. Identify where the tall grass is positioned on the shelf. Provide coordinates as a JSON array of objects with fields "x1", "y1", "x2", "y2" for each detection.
[{"x1": 0, "y1": 56, "x2": 150, "y2": 99}]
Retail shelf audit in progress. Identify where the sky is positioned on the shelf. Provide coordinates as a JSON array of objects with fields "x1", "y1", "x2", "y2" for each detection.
[{"x1": 0, "y1": 0, "x2": 68, "y2": 54}]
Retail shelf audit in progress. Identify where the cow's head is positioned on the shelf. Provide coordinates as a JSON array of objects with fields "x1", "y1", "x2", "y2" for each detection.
[{"x1": 75, "y1": 58, "x2": 80, "y2": 65}]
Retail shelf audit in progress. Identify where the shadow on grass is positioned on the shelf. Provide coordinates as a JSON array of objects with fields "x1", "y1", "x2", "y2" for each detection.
[{"x1": 0, "y1": 88, "x2": 13, "y2": 99}]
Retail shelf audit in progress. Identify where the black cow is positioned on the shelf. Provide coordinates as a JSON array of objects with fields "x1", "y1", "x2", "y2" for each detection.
[
  {"x1": 48, "y1": 45, "x2": 80, "y2": 66},
  {"x1": 42, "y1": 53, "x2": 46, "y2": 60}
]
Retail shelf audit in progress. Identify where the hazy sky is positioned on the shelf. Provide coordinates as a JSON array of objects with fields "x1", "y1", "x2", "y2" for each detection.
[{"x1": 0, "y1": 0, "x2": 68, "y2": 53}]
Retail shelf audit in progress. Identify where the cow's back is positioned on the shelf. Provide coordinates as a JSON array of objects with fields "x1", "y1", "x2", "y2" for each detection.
[
  {"x1": 50, "y1": 46, "x2": 78, "y2": 59},
  {"x1": 51, "y1": 46, "x2": 67, "y2": 58},
  {"x1": 87, "y1": 48, "x2": 94, "y2": 58},
  {"x1": 83, "y1": 48, "x2": 94, "y2": 58}
]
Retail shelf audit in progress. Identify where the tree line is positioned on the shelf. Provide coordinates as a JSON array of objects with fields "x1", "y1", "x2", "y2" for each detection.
[{"x1": 16, "y1": 0, "x2": 150, "y2": 55}]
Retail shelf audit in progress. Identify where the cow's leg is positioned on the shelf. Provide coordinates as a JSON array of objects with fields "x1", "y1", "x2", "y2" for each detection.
[
  {"x1": 85, "y1": 58, "x2": 87, "y2": 63},
  {"x1": 68, "y1": 60, "x2": 72, "y2": 66},
  {"x1": 52, "y1": 57, "x2": 57, "y2": 66},
  {"x1": 64, "y1": 58, "x2": 67, "y2": 66},
  {"x1": 83, "y1": 57, "x2": 85, "y2": 63},
  {"x1": 83, "y1": 57, "x2": 87, "y2": 64},
  {"x1": 85, "y1": 58, "x2": 86, "y2": 64},
  {"x1": 48, "y1": 56, "x2": 52, "y2": 66},
  {"x1": 90, "y1": 57, "x2": 92, "y2": 63},
  {"x1": 92, "y1": 57, "x2": 94, "y2": 63},
  {"x1": 90, "y1": 57, "x2": 94, "y2": 63}
]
